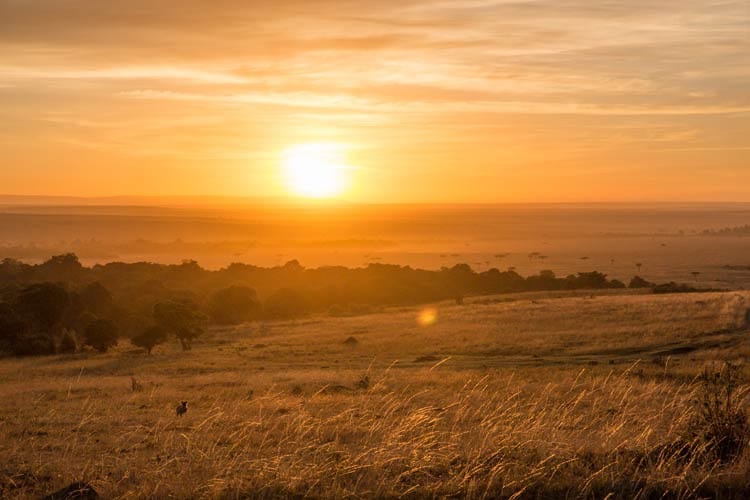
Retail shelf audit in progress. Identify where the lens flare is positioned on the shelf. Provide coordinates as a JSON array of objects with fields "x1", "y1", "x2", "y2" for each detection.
[{"x1": 417, "y1": 307, "x2": 438, "y2": 326}]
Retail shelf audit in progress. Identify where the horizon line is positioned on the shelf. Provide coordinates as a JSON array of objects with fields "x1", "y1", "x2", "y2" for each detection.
[{"x1": 2, "y1": 194, "x2": 750, "y2": 208}]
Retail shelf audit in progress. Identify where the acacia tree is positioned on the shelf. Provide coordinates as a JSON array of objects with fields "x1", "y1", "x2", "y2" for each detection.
[{"x1": 153, "y1": 301, "x2": 207, "y2": 350}]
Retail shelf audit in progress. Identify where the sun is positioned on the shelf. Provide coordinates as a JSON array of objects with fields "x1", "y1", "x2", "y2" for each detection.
[{"x1": 281, "y1": 143, "x2": 350, "y2": 198}]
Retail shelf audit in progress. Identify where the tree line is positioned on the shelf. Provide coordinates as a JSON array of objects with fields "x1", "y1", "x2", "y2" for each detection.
[{"x1": 0, "y1": 253, "x2": 690, "y2": 356}]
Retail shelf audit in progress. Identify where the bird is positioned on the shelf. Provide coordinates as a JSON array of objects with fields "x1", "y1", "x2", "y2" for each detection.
[
  {"x1": 175, "y1": 400, "x2": 188, "y2": 417},
  {"x1": 131, "y1": 377, "x2": 143, "y2": 392}
]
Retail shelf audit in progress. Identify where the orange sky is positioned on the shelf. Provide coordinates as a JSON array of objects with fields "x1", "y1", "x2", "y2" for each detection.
[{"x1": 0, "y1": 0, "x2": 749, "y2": 203}]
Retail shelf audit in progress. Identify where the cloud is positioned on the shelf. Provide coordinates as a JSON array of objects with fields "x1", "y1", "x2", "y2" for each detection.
[{"x1": 0, "y1": 0, "x2": 749, "y2": 200}]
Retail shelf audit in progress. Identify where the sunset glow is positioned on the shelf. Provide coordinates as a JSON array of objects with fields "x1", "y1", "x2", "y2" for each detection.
[
  {"x1": 3, "y1": 3, "x2": 750, "y2": 497},
  {"x1": 282, "y1": 143, "x2": 350, "y2": 198},
  {"x1": 1, "y1": 1, "x2": 748, "y2": 202}
]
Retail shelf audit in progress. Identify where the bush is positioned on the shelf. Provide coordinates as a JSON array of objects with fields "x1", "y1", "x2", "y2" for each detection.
[
  {"x1": 207, "y1": 286, "x2": 261, "y2": 325},
  {"x1": 59, "y1": 329, "x2": 78, "y2": 353},
  {"x1": 687, "y1": 363, "x2": 749, "y2": 462},
  {"x1": 653, "y1": 282, "x2": 698, "y2": 294},
  {"x1": 84, "y1": 318, "x2": 119, "y2": 353},
  {"x1": 13, "y1": 334, "x2": 56, "y2": 356}
]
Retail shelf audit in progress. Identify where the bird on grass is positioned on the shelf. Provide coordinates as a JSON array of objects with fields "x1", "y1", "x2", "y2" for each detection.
[
  {"x1": 175, "y1": 400, "x2": 188, "y2": 417},
  {"x1": 131, "y1": 377, "x2": 143, "y2": 392}
]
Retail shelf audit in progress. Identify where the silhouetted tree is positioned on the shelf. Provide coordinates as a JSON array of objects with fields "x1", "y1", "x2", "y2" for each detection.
[
  {"x1": 131, "y1": 325, "x2": 168, "y2": 354},
  {"x1": 610, "y1": 279, "x2": 626, "y2": 289},
  {"x1": 629, "y1": 276, "x2": 654, "y2": 289},
  {"x1": 79, "y1": 281, "x2": 114, "y2": 317},
  {"x1": 13, "y1": 283, "x2": 70, "y2": 335},
  {"x1": 153, "y1": 300, "x2": 207, "y2": 350},
  {"x1": 84, "y1": 318, "x2": 119, "y2": 353},
  {"x1": 264, "y1": 288, "x2": 309, "y2": 319},
  {"x1": 207, "y1": 286, "x2": 261, "y2": 325},
  {"x1": 0, "y1": 302, "x2": 30, "y2": 354},
  {"x1": 653, "y1": 282, "x2": 698, "y2": 294},
  {"x1": 566, "y1": 271, "x2": 611, "y2": 289},
  {"x1": 38, "y1": 253, "x2": 83, "y2": 282}
]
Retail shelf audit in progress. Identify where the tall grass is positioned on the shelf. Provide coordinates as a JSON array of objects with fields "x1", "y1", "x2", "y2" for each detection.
[
  {"x1": 2, "y1": 364, "x2": 749, "y2": 498},
  {"x1": 2, "y1": 290, "x2": 750, "y2": 497}
]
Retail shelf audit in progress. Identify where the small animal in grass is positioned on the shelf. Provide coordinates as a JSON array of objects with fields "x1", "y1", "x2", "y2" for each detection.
[
  {"x1": 131, "y1": 377, "x2": 143, "y2": 392},
  {"x1": 175, "y1": 400, "x2": 188, "y2": 417}
]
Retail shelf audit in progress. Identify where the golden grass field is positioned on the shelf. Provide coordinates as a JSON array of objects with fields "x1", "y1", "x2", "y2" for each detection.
[{"x1": 2, "y1": 289, "x2": 750, "y2": 498}]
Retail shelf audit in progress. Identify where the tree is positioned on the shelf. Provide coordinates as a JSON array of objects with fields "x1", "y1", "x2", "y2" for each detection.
[
  {"x1": 629, "y1": 276, "x2": 654, "y2": 289},
  {"x1": 131, "y1": 325, "x2": 168, "y2": 354},
  {"x1": 38, "y1": 253, "x2": 83, "y2": 282},
  {"x1": 0, "y1": 302, "x2": 30, "y2": 354},
  {"x1": 264, "y1": 288, "x2": 310, "y2": 319},
  {"x1": 84, "y1": 319, "x2": 119, "y2": 353},
  {"x1": 79, "y1": 282, "x2": 114, "y2": 317},
  {"x1": 610, "y1": 279, "x2": 626, "y2": 289},
  {"x1": 207, "y1": 286, "x2": 261, "y2": 325},
  {"x1": 565, "y1": 271, "x2": 611, "y2": 290},
  {"x1": 153, "y1": 300, "x2": 207, "y2": 350},
  {"x1": 13, "y1": 283, "x2": 70, "y2": 333}
]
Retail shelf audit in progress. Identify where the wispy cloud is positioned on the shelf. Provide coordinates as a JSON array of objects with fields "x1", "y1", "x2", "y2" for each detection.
[{"x1": 0, "y1": 0, "x2": 749, "y2": 200}]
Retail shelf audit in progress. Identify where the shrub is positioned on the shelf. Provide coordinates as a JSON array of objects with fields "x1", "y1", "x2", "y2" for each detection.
[
  {"x1": 653, "y1": 282, "x2": 698, "y2": 294},
  {"x1": 13, "y1": 334, "x2": 56, "y2": 356},
  {"x1": 84, "y1": 318, "x2": 119, "y2": 353},
  {"x1": 58, "y1": 329, "x2": 78, "y2": 353}
]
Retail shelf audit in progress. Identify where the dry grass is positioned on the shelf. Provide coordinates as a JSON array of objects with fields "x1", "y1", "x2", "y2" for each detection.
[{"x1": 2, "y1": 290, "x2": 750, "y2": 498}]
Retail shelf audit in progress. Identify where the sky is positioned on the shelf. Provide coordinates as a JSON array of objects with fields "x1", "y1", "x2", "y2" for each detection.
[{"x1": 0, "y1": 0, "x2": 748, "y2": 203}]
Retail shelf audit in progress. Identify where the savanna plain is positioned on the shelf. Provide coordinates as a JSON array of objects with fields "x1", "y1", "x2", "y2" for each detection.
[{"x1": 3, "y1": 288, "x2": 750, "y2": 498}]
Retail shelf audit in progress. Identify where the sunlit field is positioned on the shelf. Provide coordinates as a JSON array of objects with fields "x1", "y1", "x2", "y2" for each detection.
[
  {"x1": 3, "y1": 0, "x2": 750, "y2": 497},
  {"x1": 3, "y1": 289, "x2": 750, "y2": 498}
]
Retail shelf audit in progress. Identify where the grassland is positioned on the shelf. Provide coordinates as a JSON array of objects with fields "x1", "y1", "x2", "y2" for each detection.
[{"x1": 2, "y1": 289, "x2": 750, "y2": 498}]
